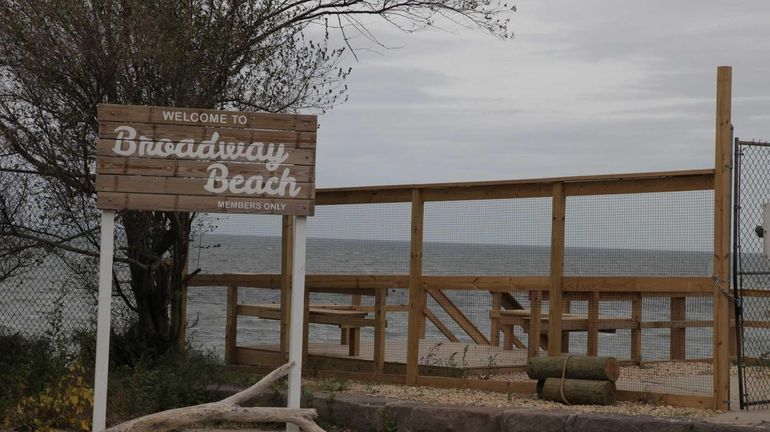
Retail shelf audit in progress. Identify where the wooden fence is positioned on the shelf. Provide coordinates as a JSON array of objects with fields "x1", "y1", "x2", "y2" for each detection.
[{"x1": 185, "y1": 67, "x2": 736, "y2": 409}]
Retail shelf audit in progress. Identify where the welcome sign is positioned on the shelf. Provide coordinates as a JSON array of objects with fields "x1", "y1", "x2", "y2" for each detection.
[{"x1": 95, "y1": 104, "x2": 316, "y2": 215}]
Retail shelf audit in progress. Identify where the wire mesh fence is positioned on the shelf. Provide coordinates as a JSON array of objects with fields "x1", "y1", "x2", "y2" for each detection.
[
  {"x1": 735, "y1": 140, "x2": 770, "y2": 408},
  {"x1": 0, "y1": 172, "x2": 100, "y2": 338},
  {"x1": 2, "y1": 168, "x2": 734, "y2": 407}
]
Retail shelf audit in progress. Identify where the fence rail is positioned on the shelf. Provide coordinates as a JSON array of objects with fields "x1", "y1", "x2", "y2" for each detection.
[{"x1": 186, "y1": 161, "x2": 732, "y2": 410}]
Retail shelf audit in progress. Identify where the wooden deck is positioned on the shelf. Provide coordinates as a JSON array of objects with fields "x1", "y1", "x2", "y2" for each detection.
[{"x1": 244, "y1": 338, "x2": 536, "y2": 371}]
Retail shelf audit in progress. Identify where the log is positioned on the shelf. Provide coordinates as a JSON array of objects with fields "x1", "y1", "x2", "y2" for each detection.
[
  {"x1": 106, "y1": 362, "x2": 325, "y2": 432},
  {"x1": 539, "y1": 378, "x2": 616, "y2": 405},
  {"x1": 527, "y1": 356, "x2": 619, "y2": 382}
]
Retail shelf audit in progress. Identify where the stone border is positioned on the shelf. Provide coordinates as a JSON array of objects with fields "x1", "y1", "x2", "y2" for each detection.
[{"x1": 304, "y1": 392, "x2": 770, "y2": 432}]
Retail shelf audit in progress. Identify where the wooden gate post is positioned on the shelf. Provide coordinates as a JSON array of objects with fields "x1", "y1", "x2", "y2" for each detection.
[
  {"x1": 713, "y1": 65, "x2": 732, "y2": 410},
  {"x1": 547, "y1": 182, "x2": 566, "y2": 356},
  {"x1": 280, "y1": 215, "x2": 294, "y2": 359},
  {"x1": 406, "y1": 188, "x2": 425, "y2": 385}
]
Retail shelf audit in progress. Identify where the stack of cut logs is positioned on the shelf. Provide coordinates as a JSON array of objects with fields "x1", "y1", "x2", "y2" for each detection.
[{"x1": 527, "y1": 356, "x2": 619, "y2": 405}]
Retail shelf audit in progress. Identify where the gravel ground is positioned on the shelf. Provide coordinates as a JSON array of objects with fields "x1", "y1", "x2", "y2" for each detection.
[
  {"x1": 305, "y1": 364, "x2": 724, "y2": 420},
  {"x1": 340, "y1": 381, "x2": 718, "y2": 418}
]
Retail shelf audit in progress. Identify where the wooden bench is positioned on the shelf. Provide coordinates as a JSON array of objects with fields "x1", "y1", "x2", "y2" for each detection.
[
  {"x1": 491, "y1": 309, "x2": 635, "y2": 350},
  {"x1": 237, "y1": 303, "x2": 376, "y2": 356}
]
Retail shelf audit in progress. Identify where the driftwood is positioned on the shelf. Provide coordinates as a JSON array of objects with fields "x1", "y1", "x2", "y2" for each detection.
[
  {"x1": 527, "y1": 356, "x2": 619, "y2": 382},
  {"x1": 106, "y1": 362, "x2": 324, "y2": 432}
]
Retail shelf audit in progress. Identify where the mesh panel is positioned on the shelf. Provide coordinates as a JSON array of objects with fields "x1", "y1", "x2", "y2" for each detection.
[
  {"x1": 423, "y1": 198, "x2": 551, "y2": 276},
  {"x1": 564, "y1": 190, "x2": 715, "y2": 397},
  {"x1": 735, "y1": 141, "x2": 770, "y2": 408}
]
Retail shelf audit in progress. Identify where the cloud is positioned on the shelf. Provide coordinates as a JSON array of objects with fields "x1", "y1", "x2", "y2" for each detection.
[{"x1": 314, "y1": 0, "x2": 770, "y2": 188}]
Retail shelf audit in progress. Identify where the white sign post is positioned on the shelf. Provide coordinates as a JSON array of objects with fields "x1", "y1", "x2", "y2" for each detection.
[
  {"x1": 286, "y1": 216, "x2": 307, "y2": 432},
  {"x1": 91, "y1": 104, "x2": 316, "y2": 431},
  {"x1": 92, "y1": 211, "x2": 115, "y2": 431}
]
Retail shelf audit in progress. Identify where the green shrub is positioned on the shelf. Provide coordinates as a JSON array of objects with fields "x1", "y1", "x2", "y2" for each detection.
[
  {"x1": 0, "y1": 332, "x2": 69, "y2": 418},
  {"x1": 1, "y1": 328, "x2": 244, "y2": 429},
  {"x1": 8, "y1": 362, "x2": 93, "y2": 431},
  {"x1": 105, "y1": 348, "x2": 228, "y2": 425}
]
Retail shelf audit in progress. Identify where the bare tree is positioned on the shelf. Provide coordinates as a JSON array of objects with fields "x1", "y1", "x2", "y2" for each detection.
[{"x1": 0, "y1": 0, "x2": 514, "y2": 352}]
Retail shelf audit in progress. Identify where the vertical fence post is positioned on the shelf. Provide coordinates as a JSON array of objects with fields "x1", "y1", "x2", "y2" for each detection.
[
  {"x1": 528, "y1": 292, "x2": 542, "y2": 357},
  {"x1": 631, "y1": 294, "x2": 642, "y2": 364},
  {"x1": 491, "y1": 292, "x2": 502, "y2": 346},
  {"x1": 670, "y1": 296, "x2": 686, "y2": 360},
  {"x1": 280, "y1": 215, "x2": 294, "y2": 359},
  {"x1": 224, "y1": 285, "x2": 238, "y2": 365},
  {"x1": 547, "y1": 182, "x2": 566, "y2": 357},
  {"x1": 587, "y1": 292, "x2": 599, "y2": 356},
  {"x1": 92, "y1": 210, "x2": 115, "y2": 432},
  {"x1": 374, "y1": 287, "x2": 387, "y2": 372},
  {"x1": 406, "y1": 188, "x2": 424, "y2": 385},
  {"x1": 713, "y1": 65, "x2": 732, "y2": 410}
]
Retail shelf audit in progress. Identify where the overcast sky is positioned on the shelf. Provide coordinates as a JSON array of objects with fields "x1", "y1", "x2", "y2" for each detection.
[
  {"x1": 212, "y1": 1, "x2": 768, "y2": 251},
  {"x1": 315, "y1": 0, "x2": 770, "y2": 187}
]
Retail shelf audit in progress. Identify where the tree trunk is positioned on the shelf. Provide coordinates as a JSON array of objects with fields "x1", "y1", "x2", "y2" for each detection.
[
  {"x1": 120, "y1": 211, "x2": 192, "y2": 353},
  {"x1": 527, "y1": 356, "x2": 619, "y2": 382},
  {"x1": 539, "y1": 378, "x2": 616, "y2": 405}
]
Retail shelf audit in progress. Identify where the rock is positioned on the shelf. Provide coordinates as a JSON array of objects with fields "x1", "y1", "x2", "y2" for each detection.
[
  {"x1": 502, "y1": 408, "x2": 574, "y2": 432},
  {"x1": 405, "y1": 405, "x2": 504, "y2": 432},
  {"x1": 571, "y1": 413, "x2": 694, "y2": 432},
  {"x1": 322, "y1": 393, "x2": 389, "y2": 431},
  {"x1": 382, "y1": 401, "x2": 423, "y2": 432}
]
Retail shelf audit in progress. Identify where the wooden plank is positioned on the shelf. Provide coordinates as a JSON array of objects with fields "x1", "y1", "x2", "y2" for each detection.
[
  {"x1": 225, "y1": 286, "x2": 238, "y2": 365},
  {"x1": 427, "y1": 287, "x2": 490, "y2": 345},
  {"x1": 419, "y1": 287, "x2": 428, "y2": 338},
  {"x1": 187, "y1": 273, "x2": 282, "y2": 287},
  {"x1": 187, "y1": 273, "x2": 408, "y2": 289},
  {"x1": 490, "y1": 292, "x2": 502, "y2": 346},
  {"x1": 374, "y1": 287, "x2": 387, "y2": 372},
  {"x1": 98, "y1": 122, "x2": 316, "y2": 147},
  {"x1": 563, "y1": 174, "x2": 714, "y2": 196},
  {"x1": 303, "y1": 289, "x2": 310, "y2": 364},
  {"x1": 631, "y1": 294, "x2": 642, "y2": 364},
  {"x1": 238, "y1": 305, "x2": 376, "y2": 327},
  {"x1": 423, "y1": 307, "x2": 460, "y2": 343},
  {"x1": 348, "y1": 328, "x2": 361, "y2": 356},
  {"x1": 547, "y1": 182, "x2": 566, "y2": 356},
  {"x1": 280, "y1": 215, "x2": 294, "y2": 358},
  {"x1": 96, "y1": 174, "x2": 314, "y2": 199},
  {"x1": 98, "y1": 192, "x2": 314, "y2": 215},
  {"x1": 641, "y1": 320, "x2": 711, "y2": 329},
  {"x1": 96, "y1": 139, "x2": 316, "y2": 165},
  {"x1": 311, "y1": 370, "x2": 407, "y2": 385},
  {"x1": 670, "y1": 297, "x2": 687, "y2": 360},
  {"x1": 713, "y1": 65, "x2": 732, "y2": 410},
  {"x1": 422, "y1": 183, "x2": 553, "y2": 201},
  {"x1": 587, "y1": 292, "x2": 600, "y2": 356},
  {"x1": 416, "y1": 376, "x2": 537, "y2": 394},
  {"x1": 406, "y1": 189, "x2": 424, "y2": 385},
  {"x1": 561, "y1": 300, "x2": 571, "y2": 353},
  {"x1": 741, "y1": 289, "x2": 770, "y2": 297},
  {"x1": 562, "y1": 276, "x2": 713, "y2": 293},
  {"x1": 97, "y1": 103, "x2": 317, "y2": 131},
  {"x1": 422, "y1": 276, "x2": 550, "y2": 291},
  {"x1": 96, "y1": 156, "x2": 315, "y2": 181},
  {"x1": 315, "y1": 169, "x2": 716, "y2": 205},
  {"x1": 616, "y1": 391, "x2": 714, "y2": 409},
  {"x1": 528, "y1": 291, "x2": 542, "y2": 358},
  {"x1": 233, "y1": 347, "x2": 285, "y2": 367}
]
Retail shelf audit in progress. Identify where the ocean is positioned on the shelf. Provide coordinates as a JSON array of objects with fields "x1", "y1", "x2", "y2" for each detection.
[{"x1": 7, "y1": 233, "x2": 765, "y2": 362}]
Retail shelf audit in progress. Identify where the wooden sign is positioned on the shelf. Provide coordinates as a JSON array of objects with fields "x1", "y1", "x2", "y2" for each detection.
[{"x1": 95, "y1": 104, "x2": 316, "y2": 215}]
